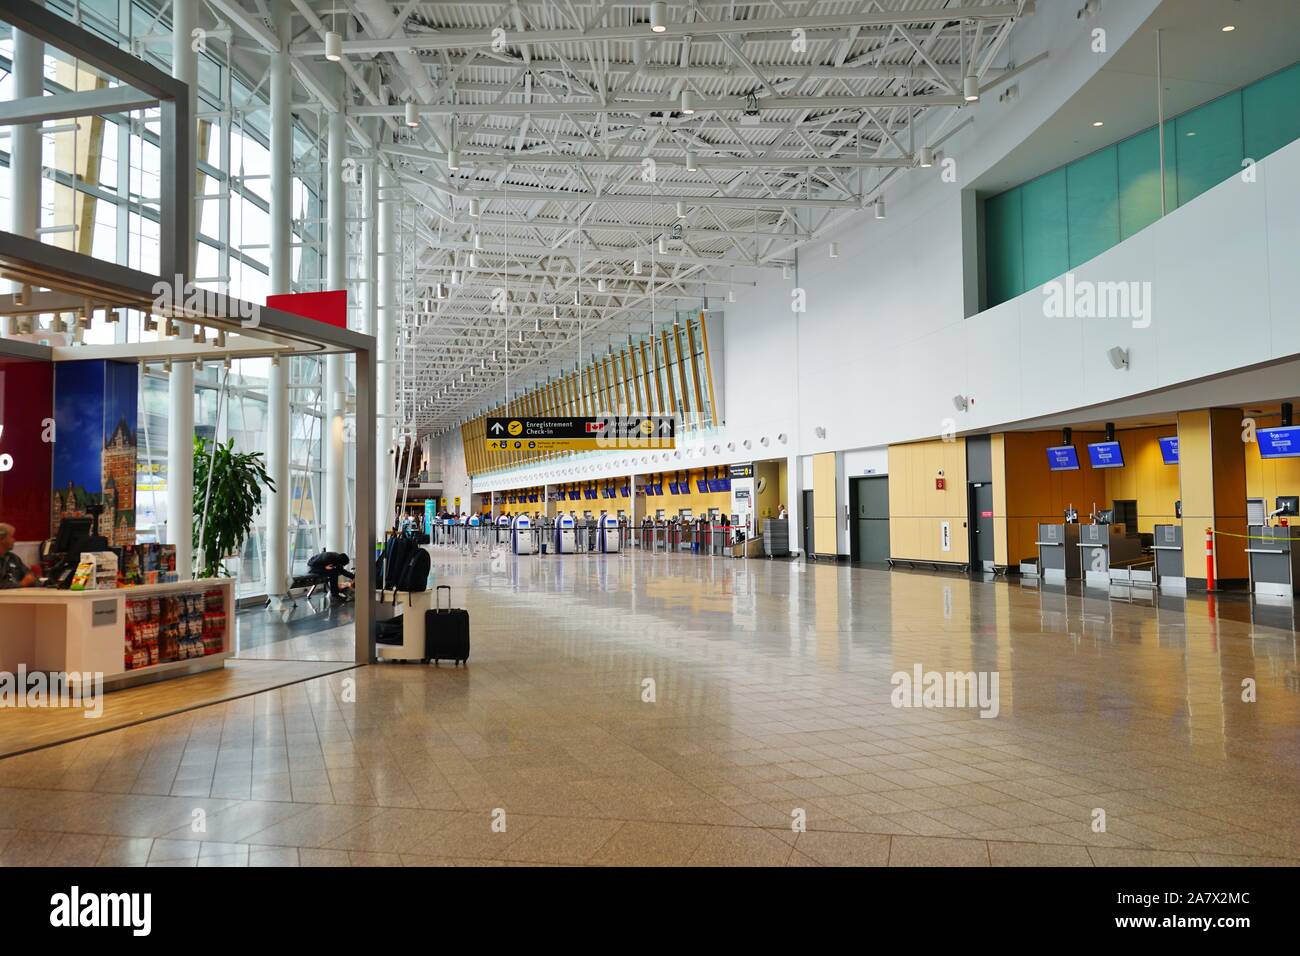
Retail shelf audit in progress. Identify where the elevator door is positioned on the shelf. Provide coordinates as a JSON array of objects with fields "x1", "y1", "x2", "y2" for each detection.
[
  {"x1": 969, "y1": 482, "x2": 995, "y2": 569},
  {"x1": 853, "y1": 477, "x2": 890, "y2": 564},
  {"x1": 802, "y1": 490, "x2": 815, "y2": 556}
]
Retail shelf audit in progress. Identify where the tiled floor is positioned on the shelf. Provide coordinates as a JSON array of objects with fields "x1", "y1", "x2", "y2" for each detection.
[{"x1": 1, "y1": 550, "x2": 1298, "y2": 867}]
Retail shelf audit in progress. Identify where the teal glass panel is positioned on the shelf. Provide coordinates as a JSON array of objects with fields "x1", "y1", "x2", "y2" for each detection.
[
  {"x1": 1174, "y1": 91, "x2": 1244, "y2": 206},
  {"x1": 1020, "y1": 169, "x2": 1069, "y2": 289},
  {"x1": 1066, "y1": 146, "x2": 1120, "y2": 266},
  {"x1": 1242, "y1": 62, "x2": 1300, "y2": 161},
  {"x1": 984, "y1": 189, "x2": 1024, "y2": 304},
  {"x1": 1116, "y1": 126, "x2": 1175, "y2": 241}
]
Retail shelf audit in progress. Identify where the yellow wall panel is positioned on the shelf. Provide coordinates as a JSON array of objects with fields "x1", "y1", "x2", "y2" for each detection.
[{"x1": 886, "y1": 439, "x2": 968, "y2": 563}]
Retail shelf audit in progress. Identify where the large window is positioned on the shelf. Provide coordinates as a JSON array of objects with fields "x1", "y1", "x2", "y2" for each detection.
[
  {"x1": 983, "y1": 60, "x2": 1300, "y2": 309},
  {"x1": 1, "y1": 1, "x2": 349, "y2": 597}
]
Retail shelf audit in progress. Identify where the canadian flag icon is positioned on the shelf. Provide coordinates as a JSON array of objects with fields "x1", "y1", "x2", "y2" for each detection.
[{"x1": 586, "y1": 421, "x2": 605, "y2": 433}]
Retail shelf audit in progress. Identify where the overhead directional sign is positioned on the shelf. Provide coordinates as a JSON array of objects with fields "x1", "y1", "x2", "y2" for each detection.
[{"x1": 485, "y1": 416, "x2": 675, "y2": 452}]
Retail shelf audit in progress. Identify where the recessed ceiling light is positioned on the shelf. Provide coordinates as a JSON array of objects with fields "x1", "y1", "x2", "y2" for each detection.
[
  {"x1": 1092, "y1": 120, "x2": 1104, "y2": 127},
  {"x1": 1221, "y1": 25, "x2": 1235, "y2": 32}
]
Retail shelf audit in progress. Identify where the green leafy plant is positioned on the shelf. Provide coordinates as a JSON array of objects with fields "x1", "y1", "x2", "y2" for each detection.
[{"x1": 192, "y1": 436, "x2": 275, "y2": 579}]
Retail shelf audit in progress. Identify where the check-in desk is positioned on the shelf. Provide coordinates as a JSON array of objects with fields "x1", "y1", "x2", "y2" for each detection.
[
  {"x1": 1036, "y1": 523, "x2": 1080, "y2": 583},
  {"x1": 1247, "y1": 526, "x2": 1300, "y2": 600},
  {"x1": 1078, "y1": 524, "x2": 1144, "y2": 588},
  {"x1": 1152, "y1": 524, "x2": 1185, "y2": 591}
]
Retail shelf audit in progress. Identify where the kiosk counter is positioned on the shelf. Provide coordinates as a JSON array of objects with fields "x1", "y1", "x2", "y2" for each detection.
[
  {"x1": 0, "y1": 578, "x2": 235, "y2": 690},
  {"x1": 1036, "y1": 523, "x2": 1081, "y2": 582}
]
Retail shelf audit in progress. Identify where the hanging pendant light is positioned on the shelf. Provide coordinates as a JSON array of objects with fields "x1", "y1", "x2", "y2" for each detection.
[
  {"x1": 324, "y1": 31, "x2": 343, "y2": 62},
  {"x1": 649, "y1": 1, "x2": 667, "y2": 33},
  {"x1": 404, "y1": 101, "x2": 419, "y2": 127}
]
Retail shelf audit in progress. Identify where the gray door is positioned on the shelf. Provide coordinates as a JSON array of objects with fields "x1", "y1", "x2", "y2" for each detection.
[
  {"x1": 970, "y1": 482, "x2": 994, "y2": 568},
  {"x1": 854, "y1": 477, "x2": 890, "y2": 564},
  {"x1": 802, "y1": 490, "x2": 815, "y2": 556}
]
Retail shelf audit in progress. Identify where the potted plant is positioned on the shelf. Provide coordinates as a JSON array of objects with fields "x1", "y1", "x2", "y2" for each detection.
[{"x1": 192, "y1": 435, "x2": 275, "y2": 578}]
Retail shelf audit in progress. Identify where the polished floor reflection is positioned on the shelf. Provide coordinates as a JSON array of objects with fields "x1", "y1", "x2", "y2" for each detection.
[{"x1": 1, "y1": 551, "x2": 1298, "y2": 867}]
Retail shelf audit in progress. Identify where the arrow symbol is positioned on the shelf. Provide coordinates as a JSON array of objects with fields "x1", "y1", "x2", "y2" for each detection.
[{"x1": 490, "y1": 422, "x2": 504, "y2": 434}]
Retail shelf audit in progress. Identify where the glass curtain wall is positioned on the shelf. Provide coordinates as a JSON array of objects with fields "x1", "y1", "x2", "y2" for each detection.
[{"x1": 0, "y1": 1, "x2": 352, "y2": 597}]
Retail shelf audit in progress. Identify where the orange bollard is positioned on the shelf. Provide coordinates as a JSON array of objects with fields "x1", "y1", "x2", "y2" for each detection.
[{"x1": 1205, "y1": 526, "x2": 1216, "y2": 592}]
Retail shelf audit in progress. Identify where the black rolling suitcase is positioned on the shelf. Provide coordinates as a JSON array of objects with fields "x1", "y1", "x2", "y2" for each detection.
[{"x1": 424, "y1": 585, "x2": 470, "y2": 665}]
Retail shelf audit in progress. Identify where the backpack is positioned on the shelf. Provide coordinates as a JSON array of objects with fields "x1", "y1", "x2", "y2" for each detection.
[{"x1": 375, "y1": 533, "x2": 429, "y2": 605}]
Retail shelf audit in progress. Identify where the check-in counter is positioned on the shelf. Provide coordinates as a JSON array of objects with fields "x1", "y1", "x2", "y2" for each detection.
[
  {"x1": 1078, "y1": 524, "x2": 1144, "y2": 588},
  {"x1": 1152, "y1": 524, "x2": 1185, "y2": 591},
  {"x1": 1247, "y1": 526, "x2": 1300, "y2": 599},
  {"x1": 1036, "y1": 523, "x2": 1081, "y2": 583}
]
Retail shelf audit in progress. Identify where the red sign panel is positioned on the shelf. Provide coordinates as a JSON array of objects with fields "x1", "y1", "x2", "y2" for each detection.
[
  {"x1": 266, "y1": 290, "x2": 348, "y2": 330},
  {"x1": 0, "y1": 357, "x2": 54, "y2": 541}
]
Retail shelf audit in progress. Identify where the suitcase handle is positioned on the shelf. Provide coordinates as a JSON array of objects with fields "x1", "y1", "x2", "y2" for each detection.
[{"x1": 436, "y1": 584, "x2": 452, "y2": 611}]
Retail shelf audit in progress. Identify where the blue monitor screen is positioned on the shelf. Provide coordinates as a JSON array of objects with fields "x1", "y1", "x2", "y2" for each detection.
[
  {"x1": 1158, "y1": 436, "x2": 1179, "y2": 464},
  {"x1": 1088, "y1": 440, "x2": 1125, "y2": 469},
  {"x1": 1046, "y1": 445, "x2": 1080, "y2": 471},
  {"x1": 1258, "y1": 425, "x2": 1300, "y2": 459},
  {"x1": 696, "y1": 479, "x2": 709, "y2": 493}
]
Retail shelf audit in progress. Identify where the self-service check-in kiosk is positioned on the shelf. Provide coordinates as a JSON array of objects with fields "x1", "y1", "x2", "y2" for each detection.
[
  {"x1": 1152, "y1": 524, "x2": 1184, "y2": 591},
  {"x1": 1078, "y1": 514, "x2": 1144, "y2": 588},
  {"x1": 554, "y1": 514, "x2": 577, "y2": 554},
  {"x1": 512, "y1": 514, "x2": 537, "y2": 555},
  {"x1": 496, "y1": 514, "x2": 511, "y2": 544},
  {"x1": 1247, "y1": 497, "x2": 1300, "y2": 599},
  {"x1": 598, "y1": 513, "x2": 621, "y2": 553},
  {"x1": 1037, "y1": 521, "x2": 1081, "y2": 583}
]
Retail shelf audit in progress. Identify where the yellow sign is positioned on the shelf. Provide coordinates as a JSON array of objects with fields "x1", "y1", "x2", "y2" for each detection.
[
  {"x1": 454, "y1": 496, "x2": 461, "y2": 507},
  {"x1": 486, "y1": 438, "x2": 665, "y2": 453},
  {"x1": 507, "y1": 420, "x2": 524, "y2": 436}
]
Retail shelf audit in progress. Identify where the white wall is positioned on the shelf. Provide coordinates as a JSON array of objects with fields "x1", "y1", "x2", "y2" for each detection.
[
  {"x1": 440, "y1": 427, "x2": 472, "y2": 514},
  {"x1": 454, "y1": 0, "x2": 1300, "y2": 554}
]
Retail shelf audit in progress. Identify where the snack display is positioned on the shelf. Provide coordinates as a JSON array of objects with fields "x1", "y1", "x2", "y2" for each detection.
[{"x1": 124, "y1": 587, "x2": 227, "y2": 670}]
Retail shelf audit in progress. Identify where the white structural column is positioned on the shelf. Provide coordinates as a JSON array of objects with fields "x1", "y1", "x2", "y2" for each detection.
[
  {"x1": 264, "y1": 0, "x2": 293, "y2": 602},
  {"x1": 5, "y1": 26, "x2": 42, "y2": 338},
  {"x1": 361, "y1": 136, "x2": 378, "y2": 339},
  {"x1": 167, "y1": 0, "x2": 197, "y2": 579},
  {"x1": 376, "y1": 165, "x2": 398, "y2": 536},
  {"x1": 324, "y1": 88, "x2": 347, "y2": 553}
]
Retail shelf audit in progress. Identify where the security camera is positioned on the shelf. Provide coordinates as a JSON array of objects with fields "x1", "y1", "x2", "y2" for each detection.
[
  {"x1": 1107, "y1": 346, "x2": 1130, "y2": 370},
  {"x1": 952, "y1": 395, "x2": 969, "y2": 412}
]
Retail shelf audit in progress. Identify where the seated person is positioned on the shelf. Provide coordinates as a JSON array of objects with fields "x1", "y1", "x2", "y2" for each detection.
[
  {"x1": 307, "y1": 550, "x2": 355, "y2": 601},
  {"x1": 0, "y1": 523, "x2": 38, "y2": 589}
]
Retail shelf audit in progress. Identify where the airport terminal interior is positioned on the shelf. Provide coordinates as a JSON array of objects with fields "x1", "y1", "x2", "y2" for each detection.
[{"x1": 1, "y1": 0, "x2": 1299, "y2": 870}]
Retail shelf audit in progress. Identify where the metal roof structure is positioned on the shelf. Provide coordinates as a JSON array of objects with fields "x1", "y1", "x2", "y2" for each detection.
[{"x1": 209, "y1": 1, "x2": 1036, "y2": 431}]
